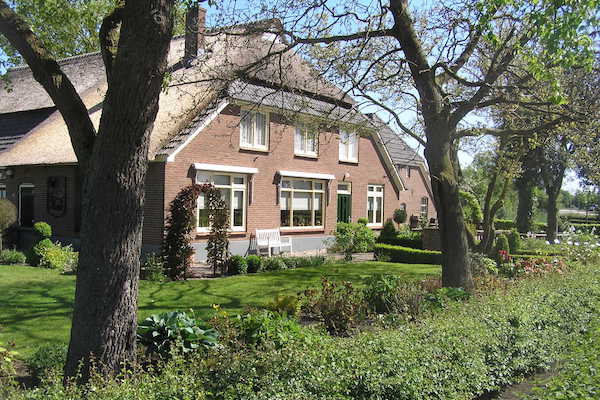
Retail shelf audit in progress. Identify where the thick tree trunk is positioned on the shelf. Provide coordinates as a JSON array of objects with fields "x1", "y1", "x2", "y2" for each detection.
[
  {"x1": 546, "y1": 191, "x2": 559, "y2": 243},
  {"x1": 425, "y1": 136, "x2": 473, "y2": 290},
  {"x1": 64, "y1": 1, "x2": 175, "y2": 381},
  {"x1": 515, "y1": 178, "x2": 534, "y2": 233}
]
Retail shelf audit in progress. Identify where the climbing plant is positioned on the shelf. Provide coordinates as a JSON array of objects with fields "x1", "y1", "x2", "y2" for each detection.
[{"x1": 162, "y1": 183, "x2": 230, "y2": 280}]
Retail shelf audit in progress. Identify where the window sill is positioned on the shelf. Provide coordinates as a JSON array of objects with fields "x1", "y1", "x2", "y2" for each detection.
[
  {"x1": 294, "y1": 153, "x2": 318, "y2": 159},
  {"x1": 195, "y1": 230, "x2": 247, "y2": 239},
  {"x1": 367, "y1": 224, "x2": 383, "y2": 230},
  {"x1": 239, "y1": 146, "x2": 269, "y2": 154},
  {"x1": 280, "y1": 226, "x2": 325, "y2": 233},
  {"x1": 339, "y1": 159, "x2": 359, "y2": 165}
]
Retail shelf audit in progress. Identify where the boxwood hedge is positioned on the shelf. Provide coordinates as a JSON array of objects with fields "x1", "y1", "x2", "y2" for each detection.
[{"x1": 374, "y1": 243, "x2": 441, "y2": 264}]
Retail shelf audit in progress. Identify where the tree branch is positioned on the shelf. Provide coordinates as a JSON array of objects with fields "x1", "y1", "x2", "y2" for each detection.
[
  {"x1": 0, "y1": 1, "x2": 96, "y2": 168},
  {"x1": 99, "y1": 6, "x2": 124, "y2": 83},
  {"x1": 456, "y1": 116, "x2": 570, "y2": 138}
]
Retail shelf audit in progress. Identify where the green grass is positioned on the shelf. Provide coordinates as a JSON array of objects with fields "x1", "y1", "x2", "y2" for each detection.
[{"x1": 0, "y1": 261, "x2": 439, "y2": 356}]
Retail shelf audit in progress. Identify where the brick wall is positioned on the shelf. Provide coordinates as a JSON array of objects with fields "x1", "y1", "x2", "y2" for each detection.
[
  {"x1": 397, "y1": 165, "x2": 437, "y2": 221},
  {"x1": 163, "y1": 104, "x2": 424, "y2": 245}
]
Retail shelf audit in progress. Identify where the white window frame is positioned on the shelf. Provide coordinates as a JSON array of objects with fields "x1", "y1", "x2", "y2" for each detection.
[
  {"x1": 339, "y1": 131, "x2": 359, "y2": 163},
  {"x1": 420, "y1": 197, "x2": 429, "y2": 219},
  {"x1": 367, "y1": 184, "x2": 384, "y2": 227},
  {"x1": 280, "y1": 178, "x2": 325, "y2": 229},
  {"x1": 294, "y1": 125, "x2": 319, "y2": 158},
  {"x1": 240, "y1": 108, "x2": 269, "y2": 151},
  {"x1": 196, "y1": 171, "x2": 247, "y2": 233},
  {"x1": 18, "y1": 183, "x2": 34, "y2": 227}
]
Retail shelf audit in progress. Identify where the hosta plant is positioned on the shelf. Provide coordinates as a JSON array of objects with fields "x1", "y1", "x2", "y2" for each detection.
[{"x1": 137, "y1": 311, "x2": 219, "y2": 357}]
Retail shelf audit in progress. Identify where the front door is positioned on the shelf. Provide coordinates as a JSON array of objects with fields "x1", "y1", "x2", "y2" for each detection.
[{"x1": 337, "y1": 194, "x2": 351, "y2": 223}]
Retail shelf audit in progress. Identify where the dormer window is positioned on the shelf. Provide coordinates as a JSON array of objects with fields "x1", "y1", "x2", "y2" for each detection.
[
  {"x1": 294, "y1": 126, "x2": 318, "y2": 157},
  {"x1": 240, "y1": 109, "x2": 268, "y2": 151},
  {"x1": 339, "y1": 131, "x2": 358, "y2": 162}
]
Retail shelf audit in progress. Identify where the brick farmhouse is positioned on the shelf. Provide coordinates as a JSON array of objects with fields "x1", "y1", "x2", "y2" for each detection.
[{"x1": 0, "y1": 11, "x2": 435, "y2": 259}]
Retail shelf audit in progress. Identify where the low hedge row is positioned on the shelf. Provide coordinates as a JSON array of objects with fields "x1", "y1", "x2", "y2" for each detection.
[
  {"x1": 374, "y1": 243, "x2": 442, "y2": 264},
  {"x1": 200, "y1": 266, "x2": 600, "y2": 399},
  {"x1": 377, "y1": 236, "x2": 423, "y2": 249},
  {"x1": 494, "y1": 219, "x2": 547, "y2": 232},
  {"x1": 570, "y1": 223, "x2": 600, "y2": 233}
]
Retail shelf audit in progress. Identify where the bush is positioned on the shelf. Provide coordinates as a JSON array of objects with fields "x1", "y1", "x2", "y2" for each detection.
[
  {"x1": 227, "y1": 255, "x2": 248, "y2": 275},
  {"x1": 377, "y1": 230, "x2": 423, "y2": 249},
  {"x1": 30, "y1": 238, "x2": 53, "y2": 267},
  {"x1": 363, "y1": 274, "x2": 424, "y2": 318},
  {"x1": 331, "y1": 222, "x2": 376, "y2": 260},
  {"x1": 0, "y1": 200, "x2": 16, "y2": 252},
  {"x1": 199, "y1": 266, "x2": 600, "y2": 400},
  {"x1": 26, "y1": 343, "x2": 67, "y2": 381},
  {"x1": 0, "y1": 249, "x2": 26, "y2": 265},
  {"x1": 140, "y1": 253, "x2": 166, "y2": 281},
  {"x1": 246, "y1": 255, "x2": 263, "y2": 273},
  {"x1": 268, "y1": 294, "x2": 302, "y2": 318},
  {"x1": 33, "y1": 222, "x2": 52, "y2": 239},
  {"x1": 494, "y1": 233, "x2": 510, "y2": 258},
  {"x1": 378, "y1": 219, "x2": 397, "y2": 242},
  {"x1": 393, "y1": 208, "x2": 407, "y2": 225},
  {"x1": 469, "y1": 252, "x2": 498, "y2": 276},
  {"x1": 508, "y1": 229, "x2": 521, "y2": 253},
  {"x1": 35, "y1": 241, "x2": 78, "y2": 271},
  {"x1": 234, "y1": 310, "x2": 308, "y2": 349},
  {"x1": 137, "y1": 311, "x2": 219, "y2": 358},
  {"x1": 357, "y1": 217, "x2": 368, "y2": 225},
  {"x1": 494, "y1": 219, "x2": 515, "y2": 230},
  {"x1": 374, "y1": 243, "x2": 442, "y2": 264},
  {"x1": 302, "y1": 278, "x2": 365, "y2": 336},
  {"x1": 263, "y1": 257, "x2": 287, "y2": 271}
]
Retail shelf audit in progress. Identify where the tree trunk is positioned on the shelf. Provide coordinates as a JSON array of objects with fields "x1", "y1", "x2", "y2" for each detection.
[
  {"x1": 425, "y1": 136, "x2": 473, "y2": 290},
  {"x1": 546, "y1": 191, "x2": 559, "y2": 243},
  {"x1": 64, "y1": 1, "x2": 175, "y2": 381},
  {"x1": 515, "y1": 178, "x2": 534, "y2": 233}
]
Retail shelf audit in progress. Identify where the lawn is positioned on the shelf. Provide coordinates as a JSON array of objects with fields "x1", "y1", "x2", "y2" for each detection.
[{"x1": 0, "y1": 261, "x2": 439, "y2": 356}]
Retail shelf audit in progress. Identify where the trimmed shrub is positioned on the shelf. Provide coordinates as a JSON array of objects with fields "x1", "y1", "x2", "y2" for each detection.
[
  {"x1": 0, "y1": 249, "x2": 26, "y2": 265},
  {"x1": 393, "y1": 208, "x2": 407, "y2": 225},
  {"x1": 263, "y1": 257, "x2": 286, "y2": 271},
  {"x1": 26, "y1": 343, "x2": 67, "y2": 381},
  {"x1": 246, "y1": 255, "x2": 263, "y2": 273},
  {"x1": 378, "y1": 232, "x2": 423, "y2": 249},
  {"x1": 494, "y1": 234, "x2": 510, "y2": 256},
  {"x1": 140, "y1": 253, "x2": 166, "y2": 281},
  {"x1": 374, "y1": 243, "x2": 442, "y2": 264},
  {"x1": 378, "y1": 219, "x2": 397, "y2": 242},
  {"x1": 494, "y1": 219, "x2": 515, "y2": 230},
  {"x1": 227, "y1": 255, "x2": 248, "y2": 275},
  {"x1": 30, "y1": 238, "x2": 53, "y2": 267},
  {"x1": 357, "y1": 217, "x2": 368, "y2": 225},
  {"x1": 137, "y1": 311, "x2": 219, "y2": 357},
  {"x1": 508, "y1": 229, "x2": 521, "y2": 253},
  {"x1": 33, "y1": 222, "x2": 52, "y2": 239}
]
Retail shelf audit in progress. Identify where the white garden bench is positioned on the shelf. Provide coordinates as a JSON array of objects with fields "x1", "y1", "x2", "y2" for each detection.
[{"x1": 255, "y1": 228, "x2": 292, "y2": 257}]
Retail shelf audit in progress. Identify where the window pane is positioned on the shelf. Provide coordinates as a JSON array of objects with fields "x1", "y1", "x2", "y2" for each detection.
[
  {"x1": 280, "y1": 191, "x2": 291, "y2": 227},
  {"x1": 292, "y1": 180, "x2": 311, "y2": 190},
  {"x1": 314, "y1": 193, "x2": 323, "y2": 226},
  {"x1": 233, "y1": 176, "x2": 244, "y2": 185},
  {"x1": 295, "y1": 127, "x2": 305, "y2": 153},
  {"x1": 293, "y1": 192, "x2": 311, "y2": 226},
  {"x1": 281, "y1": 180, "x2": 291, "y2": 188},
  {"x1": 233, "y1": 190, "x2": 244, "y2": 227},
  {"x1": 196, "y1": 172, "x2": 211, "y2": 184},
  {"x1": 219, "y1": 188, "x2": 231, "y2": 210},
  {"x1": 337, "y1": 184, "x2": 348, "y2": 191},
  {"x1": 255, "y1": 112, "x2": 266, "y2": 146},
  {"x1": 376, "y1": 197, "x2": 383, "y2": 223},
  {"x1": 368, "y1": 197, "x2": 374, "y2": 223},
  {"x1": 307, "y1": 132, "x2": 317, "y2": 154},
  {"x1": 197, "y1": 194, "x2": 209, "y2": 228},
  {"x1": 314, "y1": 182, "x2": 323, "y2": 190},
  {"x1": 240, "y1": 111, "x2": 253, "y2": 146},
  {"x1": 339, "y1": 132, "x2": 346, "y2": 160},
  {"x1": 213, "y1": 174, "x2": 230, "y2": 186},
  {"x1": 376, "y1": 186, "x2": 383, "y2": 192},
  {"x1": 349, "y1": 133, "x2": 358, "y2": 160}
]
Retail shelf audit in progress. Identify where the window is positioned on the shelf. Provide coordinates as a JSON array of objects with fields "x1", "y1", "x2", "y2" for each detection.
[
  {"x1": 337, "y1": 182, "x2": 351, "y2": 194},
  {"x1": 339, "y1": 131, "x2": 358, "y2": 162},
  {"x1": 240, "y1": 109, "x2": 268, "y2": 151},
  {"x1": 420, "y1": 197, "x2": 429, "y2": 219},
  {"x1": 400, "y1": 203, "x2": 407, "y2": 212},
  {"x1": 294, "y1": 126, "x2": 318, "y2": 157},
  {"x1": 280, "y1": 178, "x2": 324, "y2": 228},
  {"x1": 196, "y1": 172, "x2": 247, "y2": 232},
  {"x1": 19, "y1": 183, "x2": 35, "y2": 227},
  {"x1": 0, "y1": 185, "x2": 6, "y2": 199},
  {"x1": 367, "y1": 184, "x2": 384, "y2": 226}
]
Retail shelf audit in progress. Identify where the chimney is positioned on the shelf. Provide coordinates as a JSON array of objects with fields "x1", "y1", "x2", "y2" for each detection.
[{"x1": 184, "y1": 5, "x2": 206, "y2": 61}]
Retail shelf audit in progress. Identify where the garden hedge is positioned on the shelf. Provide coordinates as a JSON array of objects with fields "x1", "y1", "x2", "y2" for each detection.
[
  {"x1": 374, "y1": 243, "x2": 441, "y2": 264},
  {"x1": 570, "y1": 223, "x2": 600, "y2": 233},
  {"x1": 5, "y1": 268, "x2": 600, "y2": 399},
  {"x1": 377, "y1": 235, "x2": 423, "y2": 249}
]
